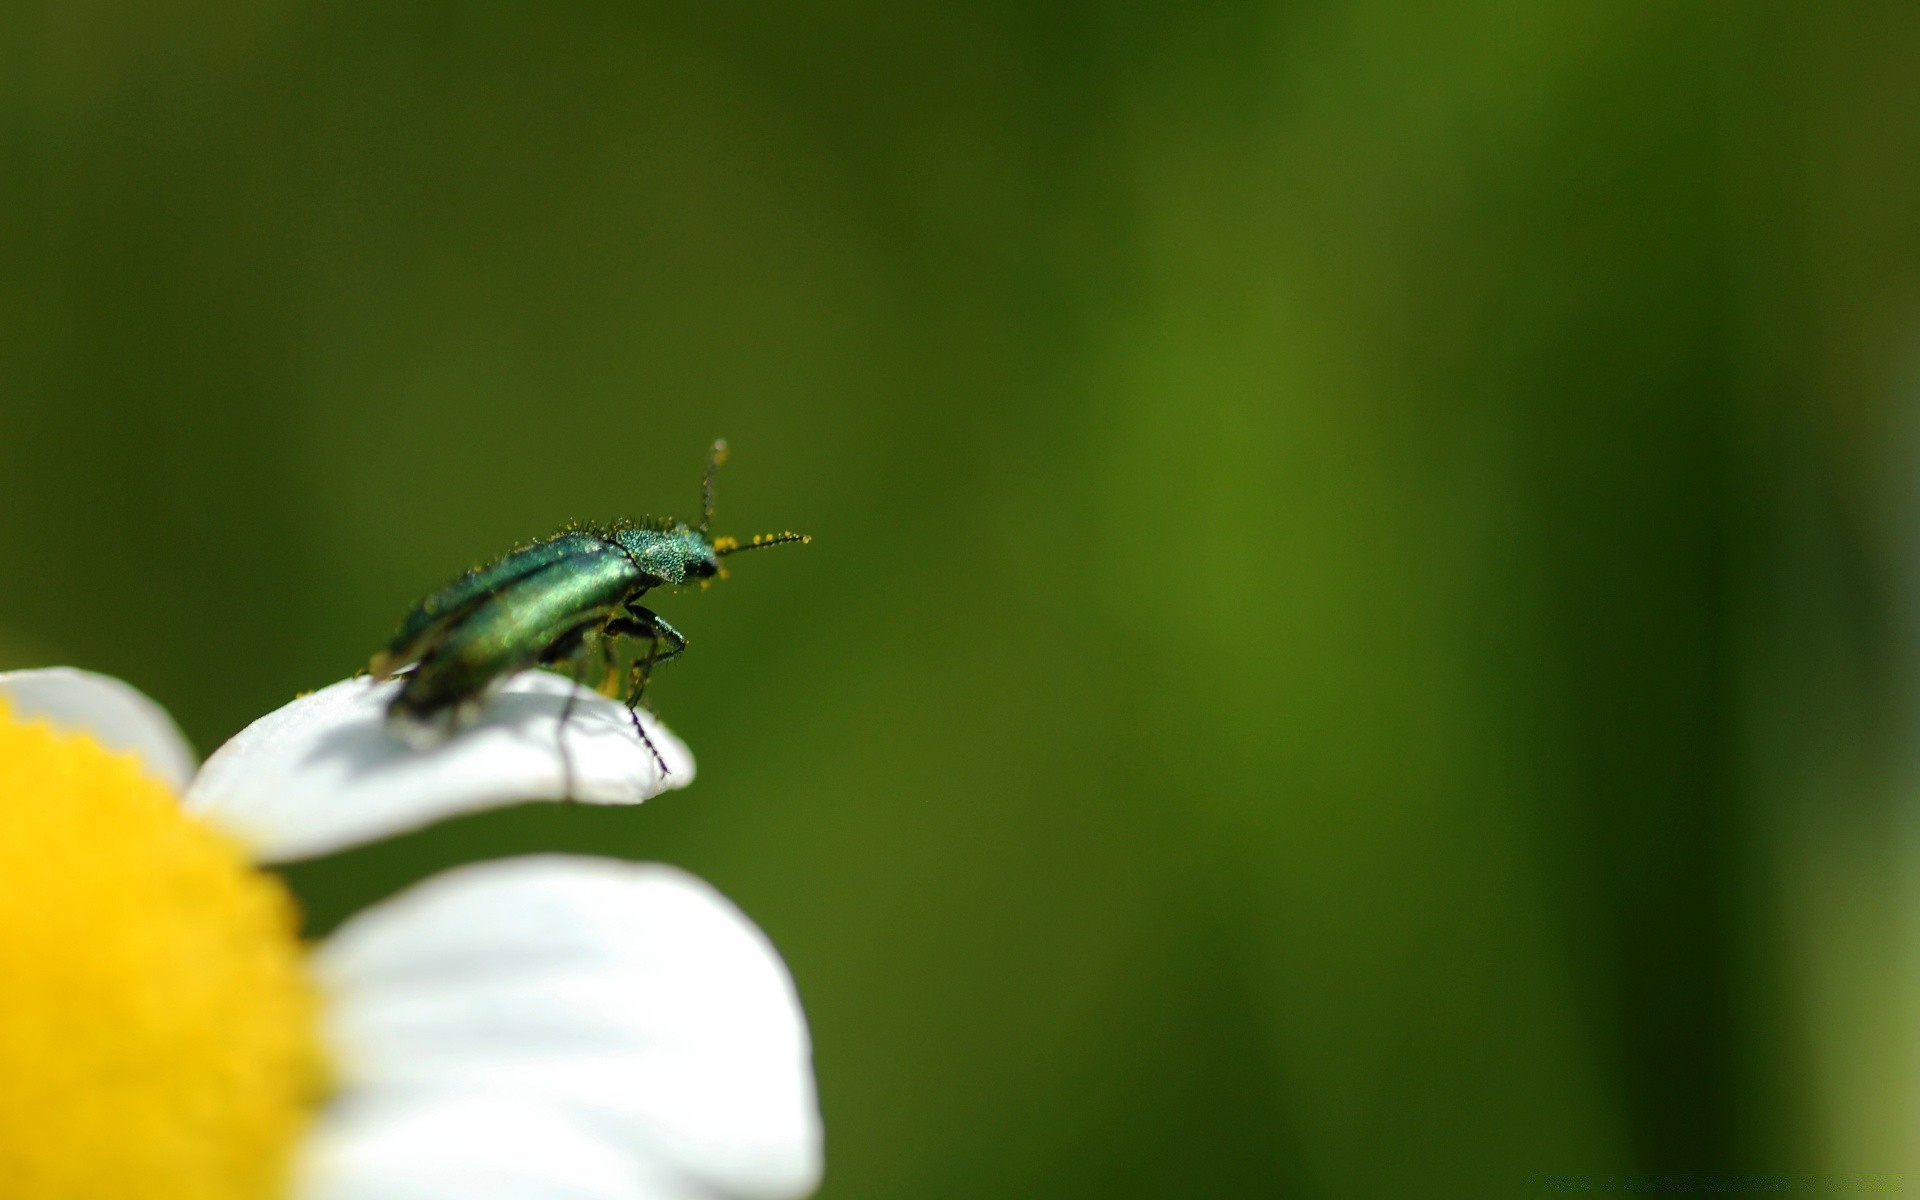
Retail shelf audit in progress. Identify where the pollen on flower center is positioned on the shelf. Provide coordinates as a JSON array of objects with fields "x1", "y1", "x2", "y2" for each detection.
[{"x1": 0, "y1": 700, "x2": 324, "y2": 1197}]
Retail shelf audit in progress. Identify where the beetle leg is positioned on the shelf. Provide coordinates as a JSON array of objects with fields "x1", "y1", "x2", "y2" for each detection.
[
  {"x1": 617, "y1": 664, "x2": 672, "y2": 780},
  {"x1": 553, "y1": 636, "x2": 600, "y2": 803},
  {"x1": 627, "y1": 642, "x2": 660, "y2": 715},
  {"x1": 619, "y1": 643, "x2": 672, "y2": 780},
  {"x1": 605, "y1": 605, "x2": 688, "y2": 664},
  {"x1": 595, "y1": 633, "x2": 624, "y2": 699},
  {"x1": 601, "y1": 605, "x2": 686, "y2": 780},
  {"x1": 611, "y1": 607, "x2": 687, "y2": 713}
]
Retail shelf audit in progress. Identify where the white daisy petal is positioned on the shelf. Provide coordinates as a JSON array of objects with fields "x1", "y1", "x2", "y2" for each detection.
[
  {"x1": 182, "y1": 674, "x2": 694, "y2": 863},
  {"x1": 0, "y1": 667, "x2": 197, "y2": 790},
  {"x1": 297, "y1": 1095, "x2": 699, "y2": 1200},
  {"x1": 312, "y1": 856, "x2": 822, "y2": 1200}
]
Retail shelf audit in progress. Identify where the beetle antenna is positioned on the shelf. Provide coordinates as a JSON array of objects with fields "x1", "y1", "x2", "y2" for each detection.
[
  {"x1": 713, "y1": 531, "x2": 811, "y2": 557},
  {"x1": 700, "y1": 438, "x2": 729, "y2": 536}
]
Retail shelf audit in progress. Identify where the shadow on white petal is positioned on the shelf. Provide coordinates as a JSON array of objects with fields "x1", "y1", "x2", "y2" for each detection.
[
  {"x1": 0, "y1": 667, "x2": 197, "y2": 791},
  {"x1": 296, "y1": 1094, "x2": 696, "y2": 1200},
  {"x1": 314, "y1": 857, "x2": 823, "y2": 1200},
  {"x1": 183, "y1": 674, "x2": 694, "y2": 863}
]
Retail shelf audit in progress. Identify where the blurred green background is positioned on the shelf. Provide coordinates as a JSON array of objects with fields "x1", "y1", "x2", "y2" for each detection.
[{"x1": 6, "y1": 1, "x2": 1920, "y2": 1195}]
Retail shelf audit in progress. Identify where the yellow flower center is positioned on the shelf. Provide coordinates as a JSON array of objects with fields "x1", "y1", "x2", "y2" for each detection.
[{"x1": 0, "y1": 700, "x2": 324, "y2": 1198}]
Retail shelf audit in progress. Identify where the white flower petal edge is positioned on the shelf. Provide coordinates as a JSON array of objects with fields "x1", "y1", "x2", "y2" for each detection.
[
  {"x1": 184, "y1": 674, "x2": 695, "y2": 863},
  {"x1": 303, "y1": 856, "x2": 823, "y2": 1200},
  {"x1": 0, "y1": 667, "x2": 198, "y2": 790}
]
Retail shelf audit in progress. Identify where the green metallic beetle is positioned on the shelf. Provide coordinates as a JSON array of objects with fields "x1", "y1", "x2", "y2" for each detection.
[{"x1": 370, "y1": 439, "x2": 807, "y2": 773}]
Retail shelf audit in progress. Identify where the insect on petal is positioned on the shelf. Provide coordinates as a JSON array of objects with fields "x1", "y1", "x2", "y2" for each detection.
[{"x1": 183, "y1": 674, "x2": 694, "y2": 862}]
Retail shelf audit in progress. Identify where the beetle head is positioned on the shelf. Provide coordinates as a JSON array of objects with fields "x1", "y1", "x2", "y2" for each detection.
[{"x1": 687, "y1": 541, "x2": 721, "y2": 581}]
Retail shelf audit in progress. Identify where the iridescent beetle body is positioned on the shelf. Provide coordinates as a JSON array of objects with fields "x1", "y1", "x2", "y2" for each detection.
[{"x1": 370, "y1": 441, "x2": 806, "y2": 773}]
